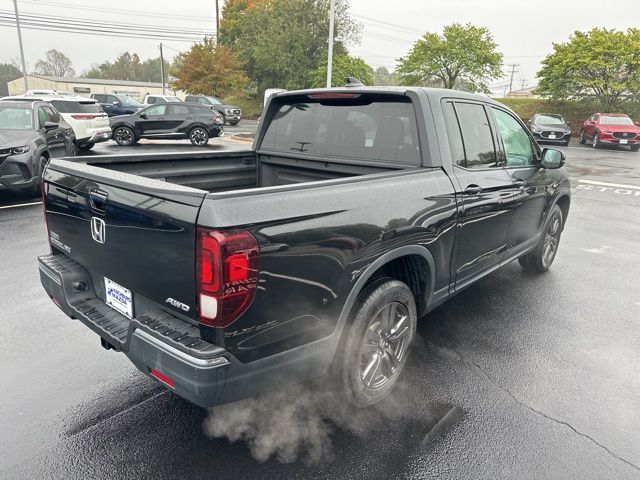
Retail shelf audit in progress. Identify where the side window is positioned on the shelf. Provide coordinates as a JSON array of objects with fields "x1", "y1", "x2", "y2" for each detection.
[
  {"x1": 147, "y1": 96, "x2": 157, "y2": 104},
  {"x1": 443, "y1": 102, "x2": 465, "y2": 167},
  {"x1": 492, "y1": 108, "x2": 537, "y2": 167},
  {"x1": 170, "y1": 104, "x2": 190, "y2": 116},
  {"x1": 145, "y1": 104, "x2": 166, "y2": 116},
  {"x1": 37, "y1": 107, "x2": 48, "y2": 129},
  {"x1": 454, "y1": 102, "x2": 497, "y2": 168},
  {"x1": 43, "y1": 106, "x2": 60, "y2": 123},
  {"x1": 93, "y1": 94, "x2": 105, "y2": 103},
  {"x1": 198, "y1": 98, "x2": 209, "y2": 105}
]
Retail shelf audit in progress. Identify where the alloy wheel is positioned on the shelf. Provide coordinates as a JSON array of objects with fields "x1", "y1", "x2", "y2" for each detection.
[
  {"x1": 359, "y1": 301, "x2": 411, "y2": 390},
  {"x1": 542, "y1": 212, "x2": 561, "y2": 268},
  {"x1": 115, "y1": 127, "x2": 133, "y2": 145},
  {"x1": 190, "y1": 128, "x2": 208, "y2": 145}
]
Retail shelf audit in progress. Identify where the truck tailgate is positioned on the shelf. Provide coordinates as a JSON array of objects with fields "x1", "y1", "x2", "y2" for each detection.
[{"x1": 42, "y1": 159, "x2": 206, "y2": 323}]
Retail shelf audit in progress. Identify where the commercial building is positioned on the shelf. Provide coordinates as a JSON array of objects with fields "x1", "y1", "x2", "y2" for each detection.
[{"x1": 7, "y1": 75, "x2": 181, "y2": 101}]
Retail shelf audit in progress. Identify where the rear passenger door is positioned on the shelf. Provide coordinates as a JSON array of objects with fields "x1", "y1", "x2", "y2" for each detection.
[
  {"x1": 166, "y1": 103, "x2": 193, "y2": 132},
  {"x1": 443, "y1": 100, "x2": 514, "y2": 288}
]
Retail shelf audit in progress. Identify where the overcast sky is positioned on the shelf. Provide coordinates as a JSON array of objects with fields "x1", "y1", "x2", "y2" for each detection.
[{"x1": 1, "y1": 0, "x2": 638, "y2": 94}]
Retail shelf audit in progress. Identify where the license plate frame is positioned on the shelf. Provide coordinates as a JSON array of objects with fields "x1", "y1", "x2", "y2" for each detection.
[
  {"x1": 548, "y1": 134, "x2": 557, "y2": 139},
  {"x1": 620, "y1": 139, "x2": 628, "y2": 144},
  {"x1": 104, "y1": 277, "x2": 133, "y2": 319}
]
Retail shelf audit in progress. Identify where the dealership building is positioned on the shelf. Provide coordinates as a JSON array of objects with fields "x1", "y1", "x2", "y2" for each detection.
[{"x1": 7, "y1": 75, "x2": 181, "y2": 100}]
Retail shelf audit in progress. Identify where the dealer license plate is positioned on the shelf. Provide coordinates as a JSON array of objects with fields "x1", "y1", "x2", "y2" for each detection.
[
  {"x1": 548, "y1": 134, "x2": 556, "y2": 139},
  {"x1": 620, "y1": 139, "x2": 628, "y2": 144},
  {"x1": 104, "y1": 277, "x2": 133, "y2": 318}
]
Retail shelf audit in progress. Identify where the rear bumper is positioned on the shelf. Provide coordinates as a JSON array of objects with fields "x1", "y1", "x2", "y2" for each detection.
[
  {"x1": 38, "y1": 253, "x2": 334, "y2": 407},
  {"x1": 77, "y1": 130, "x2": 111, "y2": 146}
]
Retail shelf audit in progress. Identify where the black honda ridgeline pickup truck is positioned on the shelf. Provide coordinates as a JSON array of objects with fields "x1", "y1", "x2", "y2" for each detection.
[{"x1": 38, "y1": 87, "x2": 571, "y2": 408}]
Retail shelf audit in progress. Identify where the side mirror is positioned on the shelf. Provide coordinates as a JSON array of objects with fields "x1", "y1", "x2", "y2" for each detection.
[
  {"x1": 541, "y1": 148, "x2": 565, "y2": 169},
  {"x1": 139, "y1": 113, "x2": 147, "y2": 119},
  {"x1": 112, "y1": 101, "x2": 120, "y2": 106},
  {"x1": 44, "y1": 121, "x2": 58, "y2": 131}
]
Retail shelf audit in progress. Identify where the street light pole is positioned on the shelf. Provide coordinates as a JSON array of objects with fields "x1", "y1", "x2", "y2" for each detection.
[
  {"x1": 12, "y1": 0, "x2": 29, "y2": 92},
  {"x1": 159, "y1": 43, "x2": 166, "y2": 95},
  {"x1": 215, "y1": 0, "x2": 220, "y2": 45},
  {"x1": 326, "y1": 0, "x2": 335, "y2": 88}
]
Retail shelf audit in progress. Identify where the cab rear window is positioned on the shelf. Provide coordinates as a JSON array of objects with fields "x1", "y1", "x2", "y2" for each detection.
[
  {"x1": 260, "y1": 94, "x2": 421, "y2": 165},
  {"x1": 50, "y1": 101, "x2": 102, "y2": 114}
]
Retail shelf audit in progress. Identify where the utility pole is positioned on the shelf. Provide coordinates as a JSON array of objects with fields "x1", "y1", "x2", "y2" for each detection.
[
  {"x1": 215, "y1": 0, "x2": 220, "y2": 45},
  {"x1": 326, "y1": 0, "x2": 335, "y2": 88},
  {"x1": 12, "y1": 0, "x2": 29, "y2": 93},
  {"x1": 520, "y1": 79, "x2": 527, "y2": 90},
  {"x1": 159, "y1": 43, "x2": 166, "y2": 95},
  {"x1": 507, "y1": 64, "x2": 519, "y2": 94}
]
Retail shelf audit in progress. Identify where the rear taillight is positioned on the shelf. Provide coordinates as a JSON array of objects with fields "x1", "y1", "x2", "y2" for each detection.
[
  {"x1": 71, "y1": 114, "x2": 97, "y2": 120},
  {"x1": 196, "y1": 228, "x2": 260, "y2": 328}
]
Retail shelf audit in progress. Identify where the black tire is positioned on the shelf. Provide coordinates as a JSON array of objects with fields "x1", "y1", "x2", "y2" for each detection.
[
  {"x1": 189, "y1": 126, "x2": 209, "y2": 146},
  {"x1": 79, "y1": 142, "x2": 95, "y2": 152},
  {"x1": 113, "y1": 126, "x2": 136, "y2": 146},
  {"x1": 333, "y1": 278, "x2": 417, "y2": 407},
  {"x1": 563, "y1": 140, "x2": 570, "y2": 147},
  {"x1": 31, "y1": 155, "x2": 49, "y2": 193},
  {"x1": 592, "y1": 132, "x2": 601, "y2": 149},
  {"x1": 579, "y1": 131, "x2": 586, "y2": 144},
  {"x1": 630, "y1": 145, "x2": 640, "y2": 152},
  {"x1": 518, "y1": 204, "x2": 564, "y2": 273},
  {"x1": 229, "y1": 120, "x2": 240, "y2": 126}
]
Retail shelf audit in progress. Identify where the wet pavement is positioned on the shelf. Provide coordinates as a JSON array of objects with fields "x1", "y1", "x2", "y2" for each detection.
[{"x1": 1, "y1": 141, "x2": 639, "y2": 479}]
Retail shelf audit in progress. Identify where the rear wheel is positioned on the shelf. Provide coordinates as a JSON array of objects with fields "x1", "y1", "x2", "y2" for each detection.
[
  {"x1": 113, "y1": 126, "x2": 136, "y2": 146},
  {"x1": 518, "y1": 204, "x2": 563, "y2": 273},
  {"x1": 579, "y1": 131, "x2": 586, "y2": 144},
  {"x1": 333, "y1": 278, "x2": 416, "y2": 407},
  {"x1": 79, "y1": 142, "x2": 95, "y2": 152},
  {"x1": 189, "y1": 127, "x2": 209, "y2": 146},
  {"x1": 229, "y1": 120, "x2": 240, "y2": 126}
]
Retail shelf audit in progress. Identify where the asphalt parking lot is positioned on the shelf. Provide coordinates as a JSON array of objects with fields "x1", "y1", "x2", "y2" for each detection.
[{"x1": 1, "y1": 140, "x2": 639, "y2": 479}]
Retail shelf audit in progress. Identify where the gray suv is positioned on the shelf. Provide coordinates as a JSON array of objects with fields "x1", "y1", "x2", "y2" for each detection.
[
  {"x1": 0, "y1": 100, "x2": 75, "y2": 193},
  {"x1": 184, "y1": 95, "x2": 242, "y2": 125}
]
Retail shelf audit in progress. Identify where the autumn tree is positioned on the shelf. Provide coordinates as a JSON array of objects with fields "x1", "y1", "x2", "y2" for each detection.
[
  {"x1": 537, "y1": 28, "x2": 640, "y2": 109},
  {"x1": 34, "y1": 49, "x2": 75, "y2": 77},
  {"x1": 397, "y1": 23, "x2": 503, "y2": 93},
  {"x1": 171, "y1": 37, "x2": 249, "y2": 97},
  {"x1": 220, "y1": 0, "x2": 360, "y2": 93}
]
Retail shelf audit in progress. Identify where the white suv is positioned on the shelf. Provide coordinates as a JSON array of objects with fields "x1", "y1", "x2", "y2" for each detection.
[
  {"x1": 143, "y1": 94, "x2": 182, "y2": 105},
  {"x1": 2, "y1": 95, "x2": 111, "y2": 151}
]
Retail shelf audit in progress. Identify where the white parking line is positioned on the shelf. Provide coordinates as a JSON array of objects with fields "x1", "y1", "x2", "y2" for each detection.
[
  {"x1": 0, "y1": 201, "x2": 42, "y2": 210},
  {"x1": 578, "y1": 179, "x2": 640, "y2": 191}
]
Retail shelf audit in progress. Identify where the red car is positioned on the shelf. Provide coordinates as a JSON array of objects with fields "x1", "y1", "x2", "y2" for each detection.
[{"x1": 579, "y1": 113, "x2": 640, "y2": 151}]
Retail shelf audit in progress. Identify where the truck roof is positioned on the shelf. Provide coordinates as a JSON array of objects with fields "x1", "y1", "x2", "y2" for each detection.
[{"x1": 273, "y1": 86, "x2": 501, "y2": 106}]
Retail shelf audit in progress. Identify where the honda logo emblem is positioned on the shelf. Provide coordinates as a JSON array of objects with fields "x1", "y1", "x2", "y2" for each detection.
[{"x1": 91, "y1": 217, "x2": 106, "y2": 244}]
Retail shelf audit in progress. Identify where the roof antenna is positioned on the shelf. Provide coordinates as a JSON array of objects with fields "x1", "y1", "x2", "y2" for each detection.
[{"x1": 345, "y1": 77, "x2": 364, "y2": 87}]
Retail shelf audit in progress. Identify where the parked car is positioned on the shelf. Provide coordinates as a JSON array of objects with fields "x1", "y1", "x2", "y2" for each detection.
[
  {"x1": 110, "y1": 102, "x2": 224, "y2": 146},
  {"x1": 0, "y1": 99, "x2": 75, "y2": 193},
  {"x1": 579, "y1": 113, "x2": 640, "y2": 151},
  {"x1": 91, "y1": 93, "x2": 144, "y2": 117},
  {"x1": 184, "y1": 95, "x2": 242, "y2": 125},
  {"x1": 527, "y1": 113, "x2": 571, "y2": 146},
  {"x1": 143, "y1": 94, "x2": 182, "y2": 105},
  {"x1": 38, "y1": 87, "x2": 570, "y2": 409},
  {"x1": 2, "y1": 95, "x2": 110, "y2": 151}
]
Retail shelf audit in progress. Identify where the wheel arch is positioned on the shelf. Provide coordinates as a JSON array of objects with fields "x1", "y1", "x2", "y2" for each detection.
[{"x1": 552, "y1": 193, "x2": 571, "y2": 228}]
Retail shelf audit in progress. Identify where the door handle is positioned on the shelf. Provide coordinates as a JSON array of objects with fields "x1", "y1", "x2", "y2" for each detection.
[{"x1": 463, "y1": 184, "x2": 482, "y2": 195}]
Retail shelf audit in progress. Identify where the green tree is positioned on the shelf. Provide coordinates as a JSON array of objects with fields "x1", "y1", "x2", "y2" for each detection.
[
  {"x1": 397, "y1": 23, "x2": 503, "y2": 93},
  {"x1": 0, "y1": 63, "x2": 22, "y2": 96},
  {"x1": 537, "y1": 28, "x2": 640, "y2": 110},
  {"x1": 220, "y1": 0, "x2": 361, "y2": 94},
  {"x1": 34, "y1": 49, "x2": 75, "y2": 77},
  {"x1": 310, "y1": 54, "x2": 373, "y2": 87},
  {"x1": 373, "y1": 66, "x2": 398, "y2": 86},
  {"x1": 84, "y1": 61, "x2": 113, "y2": 79},
  {"x1": 171, "y1": 37, "x2": 249, "y2": 97}
]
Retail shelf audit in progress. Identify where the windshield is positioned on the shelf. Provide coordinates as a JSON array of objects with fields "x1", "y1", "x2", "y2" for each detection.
[
  {"x1": 0, "y1": 106, "x2": 33, "y2": 130},
  {"x1": 164, "y1": 96, "x2": 181, "y2": 103},
  {"x1": 535, "y1": 114, "x2": 565, "y2": 125},
  {"x1": 118, "y1": 96, "x2": 143, "y2": 107},
  {"x1": 601, "y1": 116, "x2": 634, "y2": 126},
  {"x1": 205, "y1": 96, "x2": 223, "y2": 105}
]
